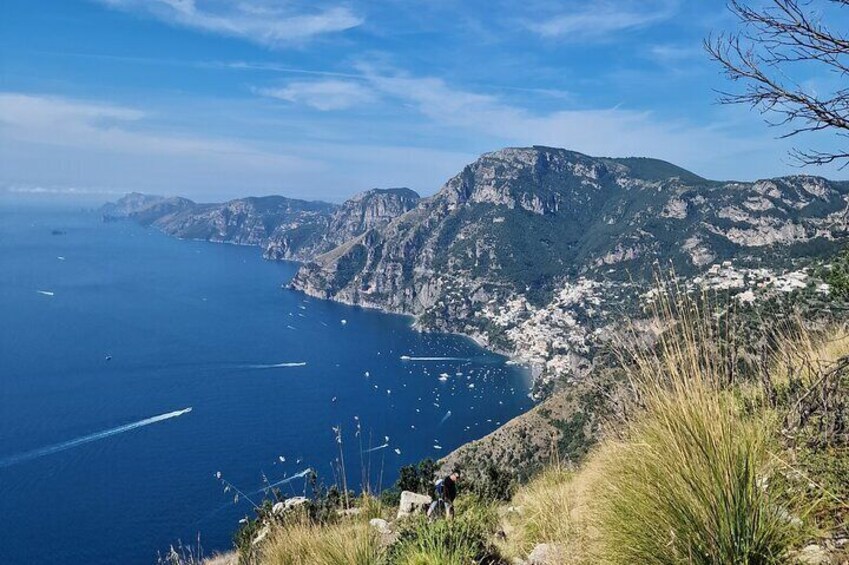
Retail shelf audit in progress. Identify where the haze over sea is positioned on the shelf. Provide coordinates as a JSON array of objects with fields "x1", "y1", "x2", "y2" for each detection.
[{"x1": 0, "y1": 200, "x2": 532, "y2": 565}]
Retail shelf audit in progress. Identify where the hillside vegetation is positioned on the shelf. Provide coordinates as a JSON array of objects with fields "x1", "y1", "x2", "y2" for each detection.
[{"x1": 182, "y1": 283, "x2": 848, "y2": 565}]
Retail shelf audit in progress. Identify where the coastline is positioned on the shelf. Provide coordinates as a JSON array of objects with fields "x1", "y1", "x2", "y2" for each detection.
[{"x1": 142, "y1": 218, "x2": 541, "y2": 425}]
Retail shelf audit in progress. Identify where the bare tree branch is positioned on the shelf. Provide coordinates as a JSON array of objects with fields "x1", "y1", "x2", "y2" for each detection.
[{"x1": 706, "y1": 0, "x2": 849, "y2": 167}]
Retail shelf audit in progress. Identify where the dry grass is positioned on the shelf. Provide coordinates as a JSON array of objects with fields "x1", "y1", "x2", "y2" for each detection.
[
  {"x1": 498, "y1": 285, "x2": 848, "y2": 564},
  {"x1": 497, "y1": 455, "x2": 607, "y2": 564},
  {"x1": 258, "y1": 519, "x2": 382, "y2": 565}
]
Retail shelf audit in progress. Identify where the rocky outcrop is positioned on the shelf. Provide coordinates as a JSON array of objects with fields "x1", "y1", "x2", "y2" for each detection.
[
  {"x1": 102, "y1": 188, "x2": 419, "y2": 261},
  {"x1": 291, "y1": 146, "x2": 849, "y2": 386},
  {"x1": 264, "y1": 188, "x2": 419, "y2": 260},
  {"x1": 396, "y1": 491, "x2": 432, "y2": 519}
]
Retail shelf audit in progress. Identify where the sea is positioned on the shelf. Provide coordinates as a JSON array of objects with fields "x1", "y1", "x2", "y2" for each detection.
[{"x1": 0, "y1": 198, "x2": 533, "y2": 565}]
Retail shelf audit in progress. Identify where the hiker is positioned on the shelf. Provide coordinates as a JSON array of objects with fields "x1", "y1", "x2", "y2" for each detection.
[{"x1": 428, "y1": 470, "x2": 459, "y2": 520}]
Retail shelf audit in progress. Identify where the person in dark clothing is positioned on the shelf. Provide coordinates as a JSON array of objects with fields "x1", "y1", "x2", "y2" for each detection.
[{"x1": 428, "y1": 470, "x2": 460, "y2": 520}]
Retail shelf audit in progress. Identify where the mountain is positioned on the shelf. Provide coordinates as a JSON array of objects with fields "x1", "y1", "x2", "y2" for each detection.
[
  {"x1": 102, "y1": 188, "x2": 419, "y2": 260},
  {"x1": 291, "y1": 146, "x2": 849, "y2": 387},
  {"x1": 264, "y1": 188, "x2": 420, "y2": 260}
]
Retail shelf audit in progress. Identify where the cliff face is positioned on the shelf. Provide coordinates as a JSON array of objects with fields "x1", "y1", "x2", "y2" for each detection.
[
  {"x1": 290, "y1": 146, "x2": 849, "y2": 383},
  {"x1": 154, "y1": 196, "x2": 336, "y2": 248},
  {"x1": 103, "y1": 188, "x2": 419, "y2": 260},
  {"x1": 264, "y1": 188, "x2": 420, "y2": 260}
]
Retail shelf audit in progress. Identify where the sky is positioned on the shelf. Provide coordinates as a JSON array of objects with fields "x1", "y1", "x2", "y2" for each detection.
[{"x1": 1, "y1": 0, "x2": 848, "y2": 202}]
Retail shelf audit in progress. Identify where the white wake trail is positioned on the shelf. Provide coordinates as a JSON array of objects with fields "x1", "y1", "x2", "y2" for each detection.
[
  {"x1": 245, "y1": 362, "x2": 307, "y2": 369},
  {"x1": 439, "y1": 410, "x2": 453, "y2": 426},
  {"x1": 255, "y1": 468, "x2": 313, "y2": 493},
  {"x1": 0, "y1": 408, "x2": 193, "y2": 468},
  {"x1": 400, "y1": 356, "x2": 469, "y2": 362},
  {"x1": 364, "y1": 443, "x2": 389, "y2": 453}
]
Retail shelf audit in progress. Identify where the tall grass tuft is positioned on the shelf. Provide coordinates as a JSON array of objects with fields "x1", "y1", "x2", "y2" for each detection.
[
  {"x1": 259, "y1": 519, "x2": 382, "y2": 565},
  {"x1": 593, "y1": 283, "x2": 804, "y2": 564},
  {"x1": 499, "y1": 465, "x2": 576, "y2": 558}
]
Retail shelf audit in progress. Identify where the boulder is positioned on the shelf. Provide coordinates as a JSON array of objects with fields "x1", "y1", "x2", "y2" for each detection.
[
  {"x1": 272, "y1": 496, "x2": 309, "y2": 515},
  {"x1": 369, "y1": 518, "x2": 392, "y2": 535},
  {"x1": 796, "y1": 544, "x2": 831, "y2": 565},
  {"x1": 397, "y1": 490, "x2": 432, "y2": 519},
  {"x1": 528, "y1": 543, "x2": 564, "y2": 565}
]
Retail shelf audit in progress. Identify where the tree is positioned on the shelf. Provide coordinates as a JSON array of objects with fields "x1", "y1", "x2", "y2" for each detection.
[{"x1": 706, "y1": 0, "x2": 849, "y2": 167}]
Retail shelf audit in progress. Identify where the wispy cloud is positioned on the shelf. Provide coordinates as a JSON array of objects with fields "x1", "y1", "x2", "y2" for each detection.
[
  {"x1": 96, "y1": 0, "x2": 362, "y2": 47},
  {"x1": 257, "y1": 80, "x2": 376, "y2": 111},
  {"x1": 0, "y1": 93, "x2": 301, "y2": 159},
  {"x1": 348, "y1": 66, "x2": 798, "y2": 180},
  {"x1": 525, "y1": 0, "x2": 678, "y2": 40},
  {"x1": 0, "y1": 92, "x2": 477, "y2": 199},
  {"x1": 3, "y1": 184, "x2": 122, "y2": 196},
  {"x1": 0, "y1": 92, "x2": 318, "y2": 197}
]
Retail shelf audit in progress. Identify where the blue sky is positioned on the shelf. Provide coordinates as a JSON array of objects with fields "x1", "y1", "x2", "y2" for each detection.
[{"x1": 1, "y1": 0, "x2": 847, "y2": 202}]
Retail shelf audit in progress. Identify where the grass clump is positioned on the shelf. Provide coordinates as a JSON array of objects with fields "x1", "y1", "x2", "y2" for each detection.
[
  {"x1": 389, "y1": 496, "x2": 502, "y2": 565},
  {"x1": 499, "y1": 465, "x2": 576, "y2": 559},
  {"x1": 593, "y1": 381, "x2": 797, "y2": 564},
  {"x1": 259, "y1": 519, "x2": 382, "y2": 565}
]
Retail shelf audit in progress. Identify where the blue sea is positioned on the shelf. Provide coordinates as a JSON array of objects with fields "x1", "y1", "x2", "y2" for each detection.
[{"x1": 0, "y1": 199, "x2": 532, "y2": 565}]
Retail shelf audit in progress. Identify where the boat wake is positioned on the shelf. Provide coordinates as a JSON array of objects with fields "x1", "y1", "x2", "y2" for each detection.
[
  {"x1": 364, "y1": 443, "x2": 389, "y2": 453},
  {"x1": 245, "y1": 362, "x2": 307, "y2": 369},
  {"x1": 0, "y1": 408, "x2": 193, "y2": 468},
  {"x1": 400, "y1": 356, "x2": 470, "y2": 362},
  {"x1": 255, "y1": 468, "x2": 313, "y2": 493}
]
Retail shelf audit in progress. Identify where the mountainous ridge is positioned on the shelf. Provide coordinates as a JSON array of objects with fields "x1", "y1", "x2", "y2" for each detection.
[
  {"x1": 103, "y1": 146, "x2": 849, "y2": 392},
  {"x1": 290, "y1": 146, "x2": 849, "y2": 387},
  {"x1": 103, "y1": 188, "x2": 420, "y2": 260},
  {"x1": 102, "y1": 145, "x2": 849, "y2": 532}
]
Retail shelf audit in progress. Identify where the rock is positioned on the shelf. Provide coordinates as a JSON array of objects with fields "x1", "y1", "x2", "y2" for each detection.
[
  {"x1": 397, "y1": 490, "x2": 432, "y2": 519},
  {"x1": 285, "y1": 496, "x2": 308, "y2": 510},
  {"x1": 527, "y1": 543, "x2": 564, "y2": 565},
  {"x1": 796, "y1": 544, "x2": 831, "y2": 565},
  {"x1": 251, "y1": 525, "x2": 269, "y2": 546},
  {"x1": 273, "y1": 496, "x2": 309, "y2": 515},
  {"x1": 369, "y1": 518, "x2": 392, "y2": 535}
]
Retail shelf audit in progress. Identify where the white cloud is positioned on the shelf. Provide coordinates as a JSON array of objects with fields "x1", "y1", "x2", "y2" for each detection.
[
  {"x1": 0, "y1": 92, "x2": 477, "y2": 200},
  {"x1": 96, "y1": 0, "x2": 362, "y2": 47},
  {"x1": 353, "y1": 67, "x2": 840, "y2": 181},
  {"x1": 257, "y1": 80, "x2": 376, "y2": 111},
  {"x1": 3, "y1": 185, "x2": 122, "y2": 196},
  {"x1": 0, "y1": 93, "x2": 320, "y2": 198},
  {"x1": 525, "y1": 0, "x2": 677, "y2": 40}
]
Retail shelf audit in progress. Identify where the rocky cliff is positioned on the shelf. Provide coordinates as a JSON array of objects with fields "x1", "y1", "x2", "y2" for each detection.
[
  {"x1": 103, "y1": 188, "x2": 419, "y2": 260},
  {"x1": 290, "y1": 146, "x2": 849, "y2": 386},
  {"x1": 264, "y1": 187, "x2": 420, "y2": 260}
]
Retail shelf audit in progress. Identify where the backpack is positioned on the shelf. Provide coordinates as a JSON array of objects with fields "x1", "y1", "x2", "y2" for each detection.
[{"x1": 434, "y1": 478, "x2": 445, "y2": 498}]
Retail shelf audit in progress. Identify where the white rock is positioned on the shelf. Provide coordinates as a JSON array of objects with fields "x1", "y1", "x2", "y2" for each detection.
[
  {"x1": 272, "y1": 496, "x2": 309, "y2": 515},
  {"x1": 284, "y1": 496, "x2": 308, "y2": 511},
  {"x1": 397, "y1": 490, "x2": 432, "y2": 519},
  {"x1": 527, "y1": 543, "x2": 564, "y2": 565},
  {"x1": 369, "y1": 518, "x2": 392, "y2": 534},
  {"x1": 796, "y1": 544, "x2": 830, "y2": 565}
]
